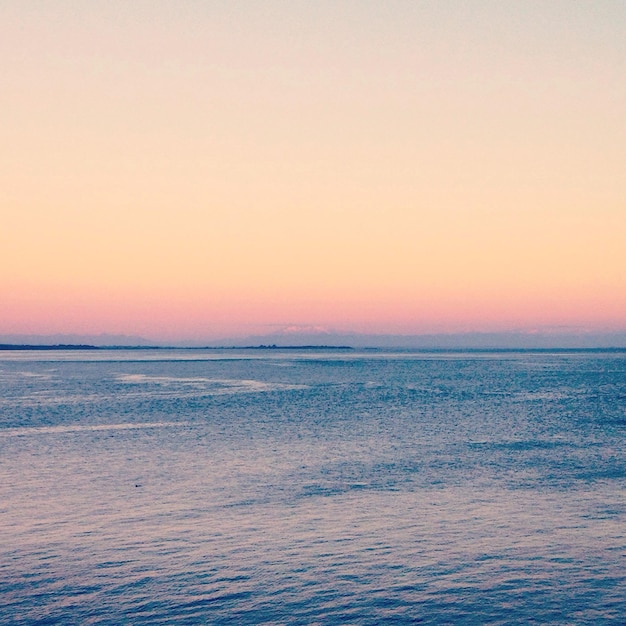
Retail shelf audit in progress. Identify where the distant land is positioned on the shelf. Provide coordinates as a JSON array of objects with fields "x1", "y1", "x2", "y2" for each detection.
[
  {"x1": 206, "y1": 331, "x2": 626, "y2": 350},
  {"x1": 0, "y1": 344, "x2": 355, "y2": 351},
  {"x1": 2, "y1": 331, "x2": 626, "y2": 350},
  {"x1": 0, "y1": 344, "x2": 100, "y2": 351}
]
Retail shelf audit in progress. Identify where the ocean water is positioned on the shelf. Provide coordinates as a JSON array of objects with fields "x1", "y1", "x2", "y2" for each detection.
[{"x1": 0, "y1": 349, "x2": 624, "y2": 625}]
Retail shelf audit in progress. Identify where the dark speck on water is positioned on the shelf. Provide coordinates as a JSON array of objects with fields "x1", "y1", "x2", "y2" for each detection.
[{"x1": 0, "y1": 348, "x2": 624, "y2": 624}]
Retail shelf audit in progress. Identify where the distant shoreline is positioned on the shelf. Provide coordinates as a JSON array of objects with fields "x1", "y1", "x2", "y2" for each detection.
[
  {"x1": 1, "y1": 344, "x2": 626, "y2": 353},
  {"x1": 0, "y1": 344, "x2": 101, "y2": 351},
  {"x1": 0, "y1": 344, "x2": 354, "y2": 351}
]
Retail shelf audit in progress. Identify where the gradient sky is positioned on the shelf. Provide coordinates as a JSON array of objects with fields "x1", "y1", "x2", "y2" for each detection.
[{"x1": 2, "y1": 1, "x2": 625, "y2": 341}]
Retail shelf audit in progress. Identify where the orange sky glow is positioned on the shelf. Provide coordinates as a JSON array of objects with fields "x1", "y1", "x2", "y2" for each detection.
[{"x1": 2, "y1": 1, "x2": 625, "y2": 341}]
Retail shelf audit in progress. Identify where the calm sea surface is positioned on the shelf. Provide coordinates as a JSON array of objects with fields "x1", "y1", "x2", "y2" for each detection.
[{"x1": 0, "y1": 349, "x2": 624, "y2": 624}]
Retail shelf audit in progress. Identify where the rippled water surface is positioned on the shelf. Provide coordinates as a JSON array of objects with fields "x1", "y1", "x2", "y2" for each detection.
[{"x1": 1, "y1": 349, "x2": 624, "y2": 624}]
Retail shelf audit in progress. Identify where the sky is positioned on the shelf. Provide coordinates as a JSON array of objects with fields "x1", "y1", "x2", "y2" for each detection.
[{"x1": 2, "y1": 1, "x2": 625, "y2": 342}]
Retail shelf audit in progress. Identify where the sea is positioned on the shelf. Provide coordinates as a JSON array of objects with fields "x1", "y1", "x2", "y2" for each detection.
[{"x1": 0, "y1": 348, "x2": 624, "y2": 625}]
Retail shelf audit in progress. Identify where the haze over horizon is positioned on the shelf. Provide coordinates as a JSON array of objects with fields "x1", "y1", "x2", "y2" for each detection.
[
  {"x1": 3, "y1": 1, "x2": 625, "y2": 340},
  {"x1": 3, "y1": 327, "x2": 626, "y2": 350}
]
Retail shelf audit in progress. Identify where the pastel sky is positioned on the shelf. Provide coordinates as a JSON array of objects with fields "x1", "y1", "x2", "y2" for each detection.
[{"x1": 2, "y1": 1, "x2": 625, "y2": 341}]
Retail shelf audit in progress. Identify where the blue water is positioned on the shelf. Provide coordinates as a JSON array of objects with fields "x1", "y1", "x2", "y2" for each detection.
[{"x1": 0, "y1": 349, "x2": 624, "y2": 624}]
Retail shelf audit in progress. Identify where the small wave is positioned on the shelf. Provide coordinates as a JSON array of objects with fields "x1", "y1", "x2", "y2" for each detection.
[
  {"x1": 0, "y1": 422, "x2": 189, "y2": 437},
  {"x1": 116, "y1": 374, "x2": 307, "y2": 394},
  {"x1": 0, "y1": 370, "x2": 55, "y2": 382}
]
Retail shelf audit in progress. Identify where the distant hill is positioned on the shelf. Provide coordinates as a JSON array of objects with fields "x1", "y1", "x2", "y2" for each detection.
[
  {"x1": 201, "y1": 331, "x2": 626, "y2": 350},
  {"x1": 2, "y1": 330, "x2": 626, "y2": 350}
]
